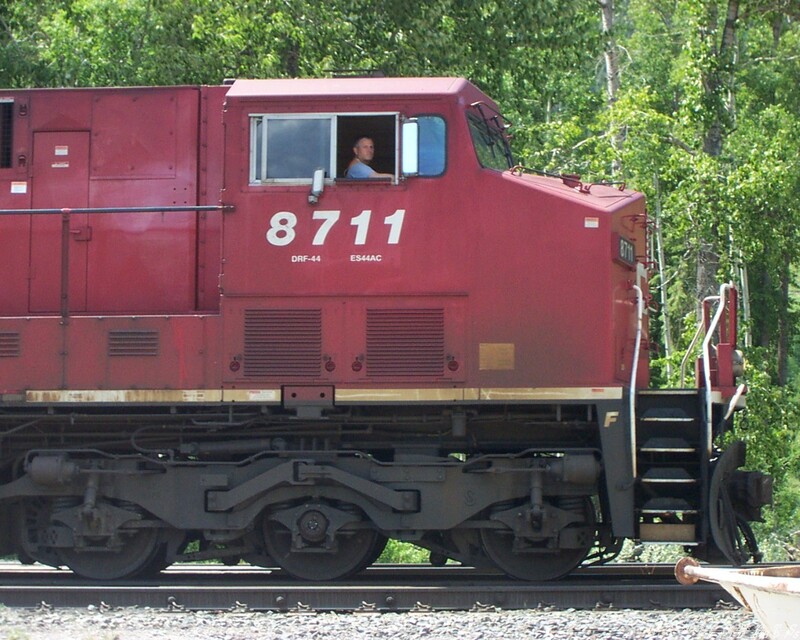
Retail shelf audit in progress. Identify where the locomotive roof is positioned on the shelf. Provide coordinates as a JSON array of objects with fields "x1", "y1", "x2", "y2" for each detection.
[{"x1": 226, "y1": 76, "x2": 474, "y2": 99}]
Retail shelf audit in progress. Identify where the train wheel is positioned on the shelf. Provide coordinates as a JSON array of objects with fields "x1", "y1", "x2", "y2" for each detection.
[
  {"x1": 709, "y1": 441, "x2": 763, "y2": 565},
  {"x1": 134, "y1": 530, "x2": 182, "y2": 577},
  {"x1": 262, "y1": 502, "x2": 382, "y2": 581},
  {"x1": 359, "y1": 533, "x2": 389, "y2": 571},
  {"x1": 57, "y1": 527, "x2": 163, "y2": 580},
  {"x1": 18, "y1": 498, "x2": 63, "y2": 569},
  {"x1": 479, "y1": 496, "x2": 596, "y2": 581}
]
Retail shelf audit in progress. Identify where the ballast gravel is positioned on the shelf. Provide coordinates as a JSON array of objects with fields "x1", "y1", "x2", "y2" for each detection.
[{"x1": 0, "y1": 606, "x2": 769, "y2": 640}]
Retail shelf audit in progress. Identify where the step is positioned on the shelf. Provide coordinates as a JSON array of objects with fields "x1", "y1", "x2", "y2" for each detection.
[
  {"x1": 638, "y1": 389, "x2": 698, "y2": 396},
  {"x1": 640, "y1": 497, "x2": 698, "y2": 515},
  {"x1": 636, "y1": 390, "x2": 702, "y2": 419},
  {"x1": 640, "y1": 508, "x2": 698, "y2": 516},
  {"x1": 639, "y1": 437, "x2": 698, "y2": 454},
  {"x1": 639, "y1": 415, "x2": 696, "y2": 423},
  {"x1": 640, "y1": 467, "x2": 697, "y2": 484},
  {"x1": 639, "y1": 522, "x2": 696, "y2": 543}
]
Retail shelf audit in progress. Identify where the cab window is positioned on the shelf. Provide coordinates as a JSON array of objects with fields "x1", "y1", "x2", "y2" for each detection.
[
  {"x1": 417, "y1": 116, "x2": 446, "y2": 176},
  {"x1": 467, "y1": 112, "x2": 512, "y2": 171},
  {"x1": 335, "y1": 114, "x2": 396, "y2": 179},
  {"x1": 250, "y1": 116, "x2": 332, "y2": 182},
  {"x1": 249, "y1": 113, "x2": 398, "y2": 184}
]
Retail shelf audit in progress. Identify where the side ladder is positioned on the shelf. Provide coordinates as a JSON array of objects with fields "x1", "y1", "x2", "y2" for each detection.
[{"x1": 635, "y1": 389, "x2": 707, "y2": 545}]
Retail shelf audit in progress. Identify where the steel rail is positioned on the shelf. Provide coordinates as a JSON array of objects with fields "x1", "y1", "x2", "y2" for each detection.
[{"x1": 0, "y1": 564, "x2": 740, "y2": 611}]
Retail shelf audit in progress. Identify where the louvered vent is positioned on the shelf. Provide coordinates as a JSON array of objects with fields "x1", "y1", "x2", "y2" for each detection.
[
  {"x1": 367, "y1": 308, "x2": 445, "y2": 377},
  {"x1": 108, "y1": 330, "x2": 159, "y2": 357},
  {"x1": 244, "y1": 309, "x2": 322, "y2": 377},
  {"x1": 0, "y1": 332, "x2": 21, "y2": 357}
]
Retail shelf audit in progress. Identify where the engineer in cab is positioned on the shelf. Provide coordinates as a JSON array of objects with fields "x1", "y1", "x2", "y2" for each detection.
[{"x1": 345, "y1": 136, "x2": 393, "y2": 179}]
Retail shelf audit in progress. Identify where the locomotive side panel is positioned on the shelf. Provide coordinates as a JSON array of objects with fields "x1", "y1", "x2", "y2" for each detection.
[
  {"x1": 222, "y1": 295, "x2": 467, "y2": 388},
  {"x1": 0, "y1": 319, "x2": 62, "y2": 393},
  {"x1": 219, "y1": 80, "x2": 475, "y2": 393},
  {"x1": 85, "y1": 88, "x2": 201, "y2": 313},
  {"x1": 63, "y1": 316, "x2": 216, "y2": 391},
  {"x1": 3, "y1": 87, "x2": 206, "y2": 316},
  {"x1": 218, "y1": 79, "x2": 643, "y2": 394},
  {"x1": 466, "y1": 172, "x2": 647, "y2": 389},
  {"x1": 196, "y1": 86, "x2": 228, "y2": 312},
  {"x1": 0, "y1": 86, "x2": 223, "y2": 395},
  {"x1": 1, "y1": 93, "x2": 33, "y2": 316},
  {"x1": 219, "y1": 98, "x2": 469, "y2": 298}
]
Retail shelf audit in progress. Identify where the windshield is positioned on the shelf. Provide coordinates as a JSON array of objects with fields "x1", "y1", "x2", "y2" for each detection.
[{"x1": 467, "y1": 105, "x2": 513, "y2": 171}]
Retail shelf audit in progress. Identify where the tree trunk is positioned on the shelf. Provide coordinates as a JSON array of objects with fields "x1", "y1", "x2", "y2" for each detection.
[
  {"x1": 653, "y1": 173, "x2": 674, "y2": 378},
  {"x1": 697, "y1": 0, "x2": 739, "y2": 303},
  {"x1": 776, "y1": 252, "x2": 791, "y2": 385},
  {"x1": 701, "y1": 0, "x2": 739, "y2": 156},
  {"x1": 598, "y1": 0, "x2": 625, "y2": 174},
  {"x1": 599, "y1": 0, "x2": 620, "y2": 106}
]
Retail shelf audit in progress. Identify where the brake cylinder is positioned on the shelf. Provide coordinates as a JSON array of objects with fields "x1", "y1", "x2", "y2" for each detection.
[{"x1": 26, "y1": 455, "x2": 79, "y2": 486}]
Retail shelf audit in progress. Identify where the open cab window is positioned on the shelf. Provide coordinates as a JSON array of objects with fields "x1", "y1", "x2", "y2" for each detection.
[{"x1": 248, "y1": 112, "x2": 446, "y2": 184}]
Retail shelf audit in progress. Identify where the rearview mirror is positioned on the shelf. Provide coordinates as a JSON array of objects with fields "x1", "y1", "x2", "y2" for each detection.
[
  {"x1": 308, "y1": 167, "x2": 325, "y2": 203},
  {"x1": 401, "y1": 120, "x2": 419, "y2": 177}
]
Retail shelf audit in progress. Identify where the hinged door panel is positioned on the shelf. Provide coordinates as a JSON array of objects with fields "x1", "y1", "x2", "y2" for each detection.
[{"x1": 29, "y1": 131, "x2": 90, "y2": 313}]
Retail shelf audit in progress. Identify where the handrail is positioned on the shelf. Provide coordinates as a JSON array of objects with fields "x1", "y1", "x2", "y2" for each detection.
[
  {"x1": 701, "y1": 283, "x2": 735, "y2": 456},
  {"x1": 678, "y1": 292, "x2": 722, "y2": 387},
  {"x1": 0, "y1": 205, "x2": 231, "y2": 216},
  {"x1": 678, "y1": 323, "x2": 706, "y2": 388},
  {"x1": 0, "y1": 204, "x2": 233, "y2": 318},
  {"x1": 723, "y1": 383, "x2": 747, "y2": 422},
  {"x1": 676, "y1": 284, "x2": 736, "y2": 456},
  {"x1": 630, "y1": 284, "x2": 644, "y2": 480}
]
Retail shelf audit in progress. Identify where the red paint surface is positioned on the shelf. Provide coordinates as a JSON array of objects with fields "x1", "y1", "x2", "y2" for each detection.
[{"x1": 0, "y1": 79, "x2": 649, "y2": 396}]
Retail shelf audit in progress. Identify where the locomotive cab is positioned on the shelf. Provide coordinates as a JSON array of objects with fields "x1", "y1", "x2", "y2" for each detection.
[{"x1": 219, "y1": 77, "x2": 648, "y2": 396}]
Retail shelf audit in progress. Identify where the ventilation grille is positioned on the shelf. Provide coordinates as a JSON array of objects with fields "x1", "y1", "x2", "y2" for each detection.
[
  {"x1": 244, "y1": 309, "x2": 322, "y2": 377},
  {"x1": 367, "y1": 308, "x2": 445, "y2": 377},
  {"x1": 0, "y1": 332, "x2": 21, "y2": 357},
  {"x1": 108, "y1": 330, "x2": 159, "y2": 357}
]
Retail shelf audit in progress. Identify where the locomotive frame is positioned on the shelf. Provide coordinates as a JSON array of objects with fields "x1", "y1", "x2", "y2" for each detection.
[{"x1": 0, "y1": 78, "x2": 771, "y2": 581}]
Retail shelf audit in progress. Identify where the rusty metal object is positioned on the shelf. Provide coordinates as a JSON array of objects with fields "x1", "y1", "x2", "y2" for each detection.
[{"x1": 676, "y1": 557, "x2": 800, "y2": 640}]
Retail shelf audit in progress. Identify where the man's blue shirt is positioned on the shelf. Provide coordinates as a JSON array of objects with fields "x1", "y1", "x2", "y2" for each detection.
[{"x1": 346, "y1": 161, "x2": 374, "y2": 178}]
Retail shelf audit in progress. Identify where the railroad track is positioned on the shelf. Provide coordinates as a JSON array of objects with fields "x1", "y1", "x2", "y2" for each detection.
[{"x1": 0, "y1": 563, "x2": 739, "y2": 611}]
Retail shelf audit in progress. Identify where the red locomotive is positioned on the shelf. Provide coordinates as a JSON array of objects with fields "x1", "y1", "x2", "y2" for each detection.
[{"x1": 0, "y1": 78, "x2": 771, "y2": 580}]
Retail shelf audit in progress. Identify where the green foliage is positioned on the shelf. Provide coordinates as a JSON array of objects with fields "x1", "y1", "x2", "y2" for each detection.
[
  {"x1": 376, "y1": 539, "x2": 430, "y2": 564},
  {"x1": 738, "y1": 349, "x2": 800, "y2": 534},
  {"x1": 1, "y1": 0, "x2": 800, "y2": 542}
]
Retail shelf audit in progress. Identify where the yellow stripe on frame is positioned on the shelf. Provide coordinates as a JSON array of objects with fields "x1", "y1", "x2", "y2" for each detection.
[
  {"x1": 23, "y1": 386, "x2": 624, "y2": 405},
  {"x1": 478, "y1": 387, "x2": 624, "y2": 401},
  {"x1": 25, "y1": 389, "x2": 223, "y2": 403},
  {"x1": 222, "y1": 389, "x2": 281, "y2": 403},
  {"x1": 334, "y1": 387, "x2": 623, "y2": 403},
  {"x1": 334, "y1": 388, "x2": 466, "y2": 403}
]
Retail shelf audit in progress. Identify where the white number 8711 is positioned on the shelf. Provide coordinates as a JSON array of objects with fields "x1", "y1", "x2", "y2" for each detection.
[{"x1": 266, "y1": 209, "x2": 406, "y2": 247}]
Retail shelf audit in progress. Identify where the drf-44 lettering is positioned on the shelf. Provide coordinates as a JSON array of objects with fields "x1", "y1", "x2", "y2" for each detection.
[{"x1": 266, "y1": 209, "x2": 406, "y2": 247}]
